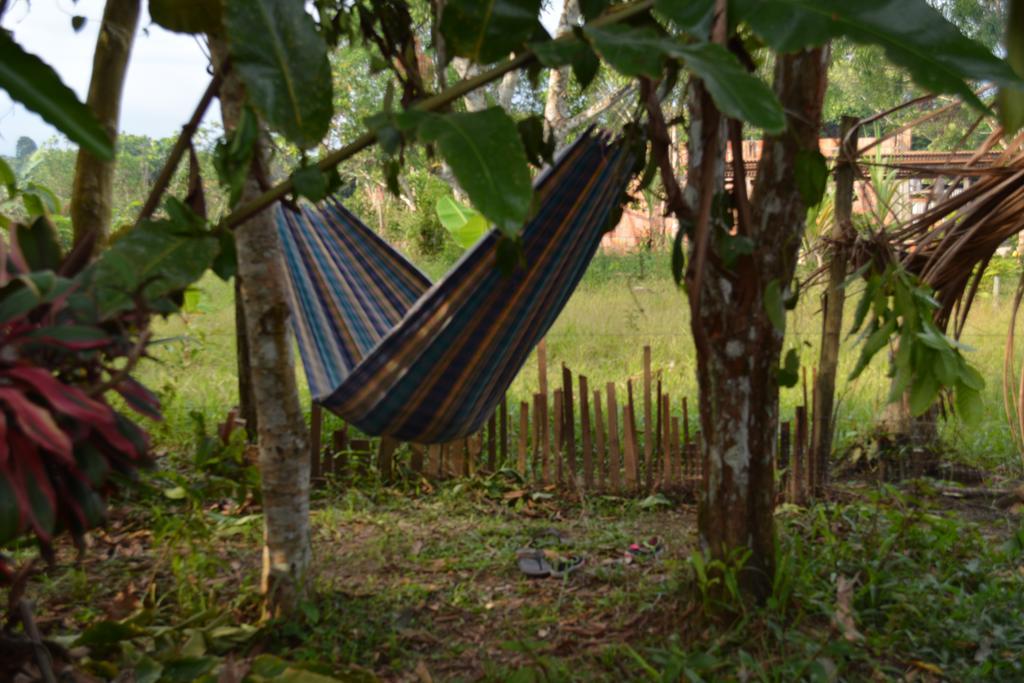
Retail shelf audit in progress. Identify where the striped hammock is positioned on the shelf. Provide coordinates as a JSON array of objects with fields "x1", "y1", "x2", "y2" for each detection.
[{"x1": 276, "y1": 132, "x2": 632, "y2": 443}]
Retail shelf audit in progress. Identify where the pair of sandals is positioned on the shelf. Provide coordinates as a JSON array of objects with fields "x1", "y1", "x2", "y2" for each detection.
[
  {"x1": 516, "y1": 533, "x2": 664, "y2": 579},
  {"x1": 516, "y1": 528, "x2": 584, "y2": 579}
]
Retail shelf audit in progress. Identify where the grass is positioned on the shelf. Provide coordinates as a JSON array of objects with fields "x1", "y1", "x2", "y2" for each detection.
[
  {"x1": 139, "y1": 250, "x2": 1024, "y2": 475},
  {"x1": 9, "y1": 249, "x2": 1024, "y2": 681}
]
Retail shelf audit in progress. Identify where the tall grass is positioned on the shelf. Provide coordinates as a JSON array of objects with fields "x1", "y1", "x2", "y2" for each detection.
[{"x1": 136, "y1": 251, "x2": 1024, "y2": 474}]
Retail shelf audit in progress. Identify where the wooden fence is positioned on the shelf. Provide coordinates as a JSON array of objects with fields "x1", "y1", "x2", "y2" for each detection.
[{"x1": 309, "y1": 346, "x2": 827, "y2": 502}]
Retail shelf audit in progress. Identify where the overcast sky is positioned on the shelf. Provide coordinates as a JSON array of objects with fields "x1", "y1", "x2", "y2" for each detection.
[{"x1": 0, "y1": 1, "x2": 563, "y2": 157}]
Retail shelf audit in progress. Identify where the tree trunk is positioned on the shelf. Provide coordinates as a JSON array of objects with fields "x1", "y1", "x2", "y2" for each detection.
[
  {"x1": 70, "y1": 0, "x2": 140, "y2": 251},
  {"x1": 691, "y1": 47, "x2": 829, "y2": 601},
  {"x1": 235, "y1": 276, "x2": 258, "y2": 441},
  {"x1": 211, "y1": 40, "x2": 311, "y2": 615},
  {"x1": 543, "y1": 0, "x2": 580, "y2": 135},
  {"x1": 810, "y1": 116, "x2": 859, "y2": 490}
]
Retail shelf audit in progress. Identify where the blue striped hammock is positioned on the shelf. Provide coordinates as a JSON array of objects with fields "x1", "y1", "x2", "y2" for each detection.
[{"x1": 276, "y1": 132, "x2": 632, "y2": 443}]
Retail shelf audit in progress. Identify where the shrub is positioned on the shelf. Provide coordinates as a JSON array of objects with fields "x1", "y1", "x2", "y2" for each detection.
[{"x1": 0, "y1": 217, "x2": 162, "y2": 579}]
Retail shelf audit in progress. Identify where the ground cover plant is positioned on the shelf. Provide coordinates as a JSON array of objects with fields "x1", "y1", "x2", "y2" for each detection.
[{"x1": 2, "y1": 0, "x2": 1024, "y2": 680}]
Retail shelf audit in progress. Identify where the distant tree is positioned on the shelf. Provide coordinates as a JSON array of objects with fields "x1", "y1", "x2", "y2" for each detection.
[{"x1": 14, "y1": 136, "x2": 36, "y2": 161}]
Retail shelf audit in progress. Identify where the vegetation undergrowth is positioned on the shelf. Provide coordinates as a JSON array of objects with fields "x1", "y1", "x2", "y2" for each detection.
[{"x1": 12, "y1": 468, "x2": 1024, "y2": 681}]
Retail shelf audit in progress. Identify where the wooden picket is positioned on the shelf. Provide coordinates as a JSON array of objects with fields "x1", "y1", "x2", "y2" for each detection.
[{"x1": 303, "y1": 345, "x2": 824, "y2": 503}]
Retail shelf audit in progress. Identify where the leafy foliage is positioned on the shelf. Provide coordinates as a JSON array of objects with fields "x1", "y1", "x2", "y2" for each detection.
[
  {"x1": 0, "y1": 32, "x2": 113, "y2": 160},
  {"x1": 0, "y1": 219, "x2": 163, "y2": 578},
  {"x1": 225, "y1": 0, "x2": 334, "y2": 149},
  {"x1": 435, "y1": 195, "x2": 488, "y2": 249},
  {"x1": 441, "y1": 0, "x2": 543, "y2": 64},
  {"x1": 848, "y1": 264, "x2": 983, "y2": 419},
  {"x1": 733, "y1": 0, "x2": 1022, "y2": 110}
]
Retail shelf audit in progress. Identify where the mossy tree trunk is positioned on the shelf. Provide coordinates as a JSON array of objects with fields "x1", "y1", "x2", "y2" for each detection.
[
  {"x1": 691, "y1": 47, "x2": 830, "y2": 601},
  {"x1": 211, "y1": 39, "x2": 311, "y2": 616},
  {"x1": 70, "y1": 0, "x2": 141, "y2": 251}
]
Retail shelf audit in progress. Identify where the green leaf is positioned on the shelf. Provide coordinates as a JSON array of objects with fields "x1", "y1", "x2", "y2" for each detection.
[
  {"x1": 132, "y1": 656, "x2": 164, "y2": 683},
  {"x1": 441, "y1": 0, "x2": 542, "y2": 64},
  {"x1": 436, "y1": 196, "x2": 489, "y2": 249},
  {"x1": 75, "y1": 620, "x2": 143, "y2": 649},
  {"x1": 0, "y1": 157, "x2": 15, "y2": 192},
  {"x1": 794, "y1": 149, "x2": 828, "y2": 207},
  {"x1": 671, "y1": 223, "x2": 687, "y2": 288},
  {"x1": 998, "y1": 0, "x2": 1024, "y2": 135},
  {"x1": 214, "y1": 106, "x2": 258, "y2": 206},
  {"x1": 16, "y1": 217, "x2": 63, "y2": 271},
  {"x1": 405, "y1": 108, "x2": 533, "y2": 236},
  {"x1": 531, "y1": 35, "x2": 601, "y2": 89},
  {"x1": 516, "y1": 114, "x2": 554, "y2": 168},
  {"x1": 584, "y1": 24, "x2": 668, "y2": 78},
  {"x1": 292, "y1": 166, "x2": 328, "y2": 202},
  {"x1": 656, "y1": 0, "x2": 714, "y2": 35},
  {"x1": 764, "y1": 279, "x2": 785, "y2": 333},
  {"x1": 212, "y1": 230, "x2": 237, "y2": 281},
  {"x1": 957, "y1": 363, "x2": 985, "y2": 391},
  {"x1": 161, "y1": 657, "x2": 217, "y2": 683},
  {"x1": 0, "y1": 33, "x2": 113, "y2": 160},
  {"x1": 149, "y1": 0, "x2": 223, "y2": 34},
  {"x1": 776, "y1": 348, "x2": 800, "y2": 388},
  {"x1": 89, "y1": 220, "x2": 219, "y2": 316},
  {"x1": 668, "y1": 42, "x2": 786, "y2": 133},
  {"x1": 849, "y1": 318, "x2": 896, "y2": 379},
  {"x1": 733, "y1": 0, "x2": 1022, "y2": 111},
  {"x1": 954, "y1": 382, "x2": 983, "y2": 425},
  {"x1": 225, "y1": 0, "x2": 332, "y2": 148},
  {"x1": 579, "y1": 0, "x2": 612, "y2": 21},
  {"x1": 908, "y1": 368, "x2": 940, "y2": 416}
]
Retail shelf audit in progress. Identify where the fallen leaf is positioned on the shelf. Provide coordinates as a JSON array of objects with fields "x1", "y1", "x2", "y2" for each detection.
[
  {"x1": 910, "y1": 660, "x2": 944, "y2": 675},
  {"x1": 414, "y1": 660, "x2": 433, "y2": 683}
]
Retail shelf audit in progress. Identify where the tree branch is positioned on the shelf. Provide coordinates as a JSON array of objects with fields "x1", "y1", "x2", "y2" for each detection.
[
  {"x1": 221, "y1": 0, "x2": 655, "y2": 231},
  {"x1": 135, "y1": 73, "x2": 221, "y2": 225}
]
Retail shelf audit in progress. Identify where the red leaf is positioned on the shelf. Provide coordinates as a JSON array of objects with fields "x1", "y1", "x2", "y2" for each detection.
[
  {"x1": 7, "y1": 366, "x2": 114, "y2": 425},
  {"x1": 6, "y1": 434, "x2": 54, "y2": 542},
  {"x1": 114, "y1": 378, "x2": 162, "y2": 421},
  {"x1": 92, "y1": 412, "x2": 148, "y2": 459},
  {"x1": 0, "y1": 387, "x2": 72, "y2": 462},
  {"x1": 0, "y1": 412, "x2": 8, "y2": 468}
]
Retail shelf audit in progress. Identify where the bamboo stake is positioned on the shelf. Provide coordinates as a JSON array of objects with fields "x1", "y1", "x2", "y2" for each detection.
[
  {"x1": 592, "y1": 388, "x2": 606, "y2": 491},
  {"x1": 562, "y1": 364, "x2": 576, "y2": 479},
  {"x1": 661, "y1": 393, "x2": 671, "y2": 489},
  {"x1": 670, "y1": 416, "x2": 680, "y2": 487},
  {"x1": 553, "y1": 389, "x2": 564, "y2": 486},
  {"x1": 779, "y1": 421, "x2": 791, "y2": 502},
  {"x1": 487, "y1": 412, "x2": 497, "y2": 472},
  {"x1": 377, "y1": 436, "x2": 398, "y2": 481},
  {"x1": 579, "y1": 375, "x2": 593, "y2": 490},
  {"x1": 626, "y1": 379, "x2": 639, "y2": 488},
  {"x1": 518, "y1": 401, "x2": 529, "y2": 476},
  {"x1": 500, "y1": 396, "x2": 509, "y2": 468},
  {"x1": 332, "y1": 427, "x2": 348, "y2": 479},
  {"x1": 310, "y1": 403, "x2": 323, "y2": 482},
  {"x1": 606, "y1": 383, "x2": 621, "y2": 492},
  {"x1": 623, "y1": 404, "x2": 638, "y2": 491},
  {"x1": 428, "y1": 444, "x2": 442, "y2": 479},
  {"x1": 534, "y1": 393, "x2": 547, "y2": 483},
  {"x1": 410, "y1": 444, "x2": 424, "y2": 473},
  {"x1": 643, "y1": 346, "x2": 653, "y2": 489}
]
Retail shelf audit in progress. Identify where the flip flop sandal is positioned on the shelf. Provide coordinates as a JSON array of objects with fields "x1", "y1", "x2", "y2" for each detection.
[
  {"x1": 517, "y1": 549, "x2": 584, "y2": 579},
  {"x1": 548, "y1": 554, "x2": 584, "y2": 578},
  {"x1": 626, "y1": 536, "x2": 665, "y2": 559},
  {"x1": 517, "y1": 549, "x2": 552, "y2": 578}
]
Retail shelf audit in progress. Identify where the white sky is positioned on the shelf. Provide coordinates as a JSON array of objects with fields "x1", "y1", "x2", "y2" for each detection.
[{"x1": 0, "y1": 1, "x2": 564, "y2": 157}]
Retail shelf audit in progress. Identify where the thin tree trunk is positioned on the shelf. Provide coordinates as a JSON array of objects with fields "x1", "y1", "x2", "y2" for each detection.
[
  {"x1": 70, "y1": 0, "x2": 140, "y2": 250},
  {"x1": 810, "y1": 116, "x2": 858, "y2": 490},
  {"x1": 692, "y1": 47, "x2": 829, "y2": 601},
  {"x1": 235, "y1": 276, "x2": 258, "y2": 441},
  {"x1": 543, "y1": 0, "x2": 580, "y2": 135},
  {"x1": 211, "y1": 39, "x2": 311, "y2": 615}
]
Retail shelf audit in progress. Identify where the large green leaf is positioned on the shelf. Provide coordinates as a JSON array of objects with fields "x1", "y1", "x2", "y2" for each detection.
[
  {"x1": 436, "y1": 196, "x2": 489, "y2": 249},
  {"x1": 225, "y1": 0, "x2": 332, "y2": 148},
  {"x1": 732, "y1": 0, "x2": 1022, "y2": 110},
  {"x1": 149, "y1": 0, "x2": 224, "y2": 34},
  {"x1": 403, "y1": 108, "x2": 532, "y2": 236},
  {"x1": 441, "y1": 0, "x2": 542, "y2": 64},
  {"x1": 584, "y1": 24, "x2": 668, "y2": 78},
  {"x1": 0, "y1": 33, "x2": 113, "y2": 160},
  {"x1": 669, "y1": 42, "x2": 786, "y2": 133},
  {"x1": 998, "y1": 0, "x2": 1024, "y2": 135},
  {"x1": 530, "y1": 34, "x2": 601, "y2": 89},
  {"x1": 655, "y1": 0, "x2": 714, "y2": 35},
  {"x1": 89, "y1": 220, "x2": 219, "y2": 316}
]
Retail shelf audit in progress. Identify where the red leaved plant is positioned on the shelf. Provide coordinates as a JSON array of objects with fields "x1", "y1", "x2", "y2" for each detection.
[{"x1": 0, "y1": 218, "x2": 161, "y2": 579}]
